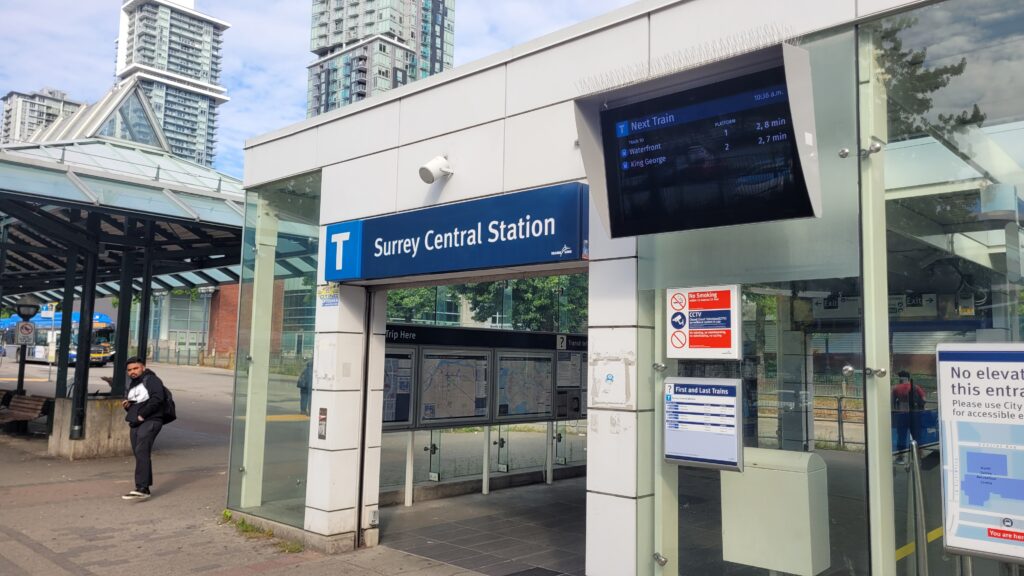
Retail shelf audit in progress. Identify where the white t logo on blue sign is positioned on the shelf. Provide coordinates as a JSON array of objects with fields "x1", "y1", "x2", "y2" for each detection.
[
  {"x1": 332, "y1": 231, "x2": 351, "y2": 270},
  {"x1": 324, "y1": 221, "x2": 362, "y2": 281}
]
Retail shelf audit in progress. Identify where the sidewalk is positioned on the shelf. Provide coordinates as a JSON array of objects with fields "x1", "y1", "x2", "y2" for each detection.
[{"x1": 0, "y1": 368, "x2": 484, "y2": 576}]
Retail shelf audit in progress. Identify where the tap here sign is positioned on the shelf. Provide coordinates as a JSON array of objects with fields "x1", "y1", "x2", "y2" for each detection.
[{"x1": 666, "y1": 285, "x2": 741, "y2": 360}]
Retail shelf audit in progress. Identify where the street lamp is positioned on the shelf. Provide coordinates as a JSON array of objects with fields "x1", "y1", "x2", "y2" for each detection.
[{"x1": 13, "y1": 297, "x2": 40, "y2": 396}]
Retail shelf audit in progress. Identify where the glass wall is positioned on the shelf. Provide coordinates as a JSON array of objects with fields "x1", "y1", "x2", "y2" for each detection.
[
  {"x1": 861, "y1": 1, "x2": 1024, "y2": 573},
  {"x1": 227, "y1": 171, "x2": 321, "y2": 528},
  {"x1": 386, "y1": 273, "x2": 588, "y2": 333},
  {"x1": 380, "y1": 273, "x2": 589, "y2": 494},
  {"x1": 642, "y1": 28, "x2": 871, "y2": 574}
]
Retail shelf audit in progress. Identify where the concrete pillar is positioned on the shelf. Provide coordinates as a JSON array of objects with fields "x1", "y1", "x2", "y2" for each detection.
[
  {"x1": 303, "y1": 284, "x2": 384, "y2": 552},
  {"x1": 240, "y1": 200, "x2": 277, "y2": 508},
  {"x1": 585, "y1": 198, "x2": 655, "y2": 576}
]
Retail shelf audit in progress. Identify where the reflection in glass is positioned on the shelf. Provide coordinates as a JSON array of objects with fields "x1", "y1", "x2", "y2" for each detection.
[
  {"x1": 864, "y1": 1, "x2": 1024, "y2": 573},
  {"x1": 227, "y1": 172, "x2": 321, "y2": 528},
  {"x1": 97, "y1": 91, "x2": 162, "y2": 148},
  {"x1": 386, "y1": 273, "x2": 588, "y2": 333},
  {"x1": 636, "y1": 28, "x2": 869, "y2": 574}
]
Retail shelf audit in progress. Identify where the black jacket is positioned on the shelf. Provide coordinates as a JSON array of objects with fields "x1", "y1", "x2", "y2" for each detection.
[{"x1": 125, "y1": 369, "x2": 166, "y2": 427}]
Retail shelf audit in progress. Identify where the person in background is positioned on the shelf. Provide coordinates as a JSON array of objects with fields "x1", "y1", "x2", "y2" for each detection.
[
  {"x1": 121, "y1": 357, "x2": 166, "y2": 500},
  {"x1": 892, "y1": 370, "x2": 927, "y2": 460},
  {"x1": 297, "y1": 358, "x2": 313, "y2": 416}
]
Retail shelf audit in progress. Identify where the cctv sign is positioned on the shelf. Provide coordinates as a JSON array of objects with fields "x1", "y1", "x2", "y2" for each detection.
[{"x1": 323, "y1": 183, "x2": 588, "y2": 282}]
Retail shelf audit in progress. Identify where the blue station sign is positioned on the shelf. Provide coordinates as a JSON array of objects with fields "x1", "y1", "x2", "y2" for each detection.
[{"x1": 325, "y1": 183, "x2": 588, "y2": 282}]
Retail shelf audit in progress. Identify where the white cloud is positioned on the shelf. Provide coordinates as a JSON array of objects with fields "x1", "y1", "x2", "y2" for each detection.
[{"x1": 0, "y1": 0, "x2": 636, "y2": 179}]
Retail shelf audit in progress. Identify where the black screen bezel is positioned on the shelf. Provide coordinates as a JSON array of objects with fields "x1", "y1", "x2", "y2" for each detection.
[{"x1": 599, "y1": 66, "x2": 813, "y2": 238}]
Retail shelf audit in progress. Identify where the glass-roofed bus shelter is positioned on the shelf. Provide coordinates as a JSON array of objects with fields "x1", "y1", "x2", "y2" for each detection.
[{"x1": 0, "y1": 135, "x2": 256, "y2": 438}]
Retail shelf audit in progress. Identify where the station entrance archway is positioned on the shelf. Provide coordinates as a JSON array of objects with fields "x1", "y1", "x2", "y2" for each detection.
[{"x1": 374, "y1": 274, "x2": 590, "y2": 574}]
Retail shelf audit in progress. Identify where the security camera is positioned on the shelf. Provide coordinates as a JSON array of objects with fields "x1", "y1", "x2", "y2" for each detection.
[{"x1": 418, "y1": 154, "x2": 453, "y2": 184}]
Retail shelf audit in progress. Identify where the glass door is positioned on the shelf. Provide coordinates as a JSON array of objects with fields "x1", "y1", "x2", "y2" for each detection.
[
  {"x1": 426, "y1": 429, "x2": 441, "y2": 481},
  {"x1": 859, "y1": 2, "x2": 1024, "y2": 574},
  {"x1": 495, "y1": 424, "x2": 511, "y2": 473},
  {"x1": 645, "y1": 27, "x2": 871, "y2": 575}
]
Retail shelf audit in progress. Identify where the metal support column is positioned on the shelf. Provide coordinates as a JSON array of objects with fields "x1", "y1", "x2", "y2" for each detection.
[
  {"x1": 136, "y1": 222, "x2": 154, "y2": 363},
  {"x1": 55, "y1": 247, "x2": 78, "y2": 398},
  {"x1": 0, "y1": 224, "x2": 7, "y2": 317},
  {"x1": 112, "y1": 231, "x2": 135, "y2": 396},
  {"x1": 70, "y1": 215, "x2": 99, "y2": 440}
]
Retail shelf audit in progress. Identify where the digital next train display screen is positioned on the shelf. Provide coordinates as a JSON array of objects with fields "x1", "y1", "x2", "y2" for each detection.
[{"x1": 600, "y1": 66, "x2": 814, "y2": 238}]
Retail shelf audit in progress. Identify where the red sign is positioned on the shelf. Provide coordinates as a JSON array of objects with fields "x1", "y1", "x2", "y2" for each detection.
[
  {"x1": 666, "y1": 285, "x2": 740, "y2": 360},
  {"x1": 670, "y1": 293, "x2": 687, "y2": 311},
  {"x1": 988, "y1": 528, "x2": 1024, "y2": 542},
  {"x1": 689, "y1": 330, "x2": 731, "y2": 348},
  {"x1": 688, "y1": 290, "x2": 731, "y2": 310},
  {"x1": 670, "y1": 331, "x2": 687, "y2": 349}
]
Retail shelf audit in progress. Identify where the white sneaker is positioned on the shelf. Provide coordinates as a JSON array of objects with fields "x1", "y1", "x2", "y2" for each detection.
[{"x1": 122, "y1": 490, "x2": 151, "y2": 500}]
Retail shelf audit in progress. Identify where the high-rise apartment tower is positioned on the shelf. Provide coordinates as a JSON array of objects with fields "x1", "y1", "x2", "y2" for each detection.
[
  {"x1": 116, "y1": 0, "x2": 229, "y2": 166},
  {"x1": 1, "y1": 88, "x2": 83, "y2": 145},
  {"x1": 307, "y1": 0, "x2": 454, "y2": 117}
]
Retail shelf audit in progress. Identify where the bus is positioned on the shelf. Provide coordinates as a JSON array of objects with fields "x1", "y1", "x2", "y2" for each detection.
[{"x1": 1, "y1": 312, "x2": 116, "y2": 367}]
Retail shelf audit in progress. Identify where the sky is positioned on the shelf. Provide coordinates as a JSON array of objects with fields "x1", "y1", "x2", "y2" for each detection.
[{"x1": 0, "y1": 0, "x2": 635, "y2": 179}]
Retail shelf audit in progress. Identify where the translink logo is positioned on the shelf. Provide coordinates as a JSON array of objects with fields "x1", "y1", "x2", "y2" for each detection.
[{"x1": 324, "y1": 220, "x2": 363, "y2": 281}]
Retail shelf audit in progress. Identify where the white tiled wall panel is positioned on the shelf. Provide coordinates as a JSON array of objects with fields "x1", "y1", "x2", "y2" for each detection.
[
  {"x1": 586, "y1": 491, "x2": 637, "y2": 576},
  {"x1": 304, "y1": 506, "x2": 357, "y2": 536},
  {"x1": 586, "y1": 409, "x2": 637, "y2": 497},
  {"x1": 307, "y1": 389, "x2": 362, "y2": 451},
  {"x1": 305, "y1": 448, "x2": 359, "y2": 512},
  {"x1": 587, "y1": 194, "x2": 636, "y2": 262},
  {"x1": 316, "y1": 100, "x2": 400, "y2": 167},
  {"x1": 588, "y1": 258, "x2": 637, "y2": 327},
  {"x1": 314, "y1": 284, "x2": 367, "y2": 334},
  {"x1": 366, "y1": 333, "x2": 385, "y2": 392},
  {"x1": 395, "y1": 120, "x2": 505, "y2": 212},
  {"x1": 503, "y1": 102, "x2": 586, "y2": 192},
  {"x1": 245, "y1": 128, "x2": 318, "y2": 187},
  {"x1": 371, "y1": 291, "x2": 387, "y2": 336},
  {"x1": 650, "y1": 0, "x2": 855, "y2": 66},
  {"x1": 364, "y1": 388, "x2": 384, "y2": 449},
  {"x1": 320, "y1": 149, "x2": 399, "y2": 224},
  {"x1": 398, "y1": 66, "x2": 507, "y2": 145},
  {"x1": 587, "y1": 327, "x2": 640, "y2": 411},
  {"x1": 507, "y1": 17, "x2": 649, "y2": 115},
  {"x1": 313, "y1": 332, "x2": 365, "y2": 392},
  {"x1": 361, "y1": 445, "x2": 381, "y2": 506}
]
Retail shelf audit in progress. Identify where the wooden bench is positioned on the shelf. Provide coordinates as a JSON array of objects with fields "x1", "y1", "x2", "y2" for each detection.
[{"x1": 0, "y1": 395, "x2": 48, "y2": 424}]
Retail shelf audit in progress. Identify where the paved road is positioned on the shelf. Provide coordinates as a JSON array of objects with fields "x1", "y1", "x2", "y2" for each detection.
[{"x1": 0, "y1": 361, "x2": 482, "y2": 576}]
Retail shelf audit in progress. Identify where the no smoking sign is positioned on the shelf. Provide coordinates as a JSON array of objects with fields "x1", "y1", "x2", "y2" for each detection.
[{"x1": 670, "y1": 292, "x2": 687, "y2": 311}]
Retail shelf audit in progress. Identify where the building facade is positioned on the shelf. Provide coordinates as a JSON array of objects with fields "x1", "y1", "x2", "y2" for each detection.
[
  {"x1": 116, "y1": 0, "x2": 229, "y2": 166},
  {"x1": 306, "y1": 0, "x2": 453, "y2": 116},
  {"x1": 237, "y1": 0, "x2": 1024, "y2": 574},
  {"x1": 0, "y1": 89, "x2": 82, "y2": 145}
]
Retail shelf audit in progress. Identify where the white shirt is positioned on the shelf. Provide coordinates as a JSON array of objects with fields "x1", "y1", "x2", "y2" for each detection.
[{"x1": 127, "y1": 383, "x2": 150, "y2": 403}]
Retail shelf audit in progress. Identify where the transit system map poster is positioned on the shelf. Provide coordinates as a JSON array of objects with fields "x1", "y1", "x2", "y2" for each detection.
[
  {"x1": 497, "y1": 352, "x2": 553, "y2": 418},
  {"x1": 419, "y1": 350, "x2": 489, "y2": 423},
  {"x1": 938, "y1": 343, "x2": 1024, "y2": 562},
  {"x1": 383, "y1": 349, "x2": 414, "y2": 424}
]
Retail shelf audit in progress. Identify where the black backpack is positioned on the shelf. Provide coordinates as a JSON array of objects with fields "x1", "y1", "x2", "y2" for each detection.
[{"x1": 162, "y1": 385, "x2": 177, "y2": 424}]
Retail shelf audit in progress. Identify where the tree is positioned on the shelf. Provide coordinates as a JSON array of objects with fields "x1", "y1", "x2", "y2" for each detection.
[
  {"x1": 451, "y1": 274, "x2": 588, "y2": 333},
  {"x1": 874, "y1": 16, "x2": 985, "y2": 142},
  {"x1": 387, "y1": 287, "x2": 437, "y2": 323}
]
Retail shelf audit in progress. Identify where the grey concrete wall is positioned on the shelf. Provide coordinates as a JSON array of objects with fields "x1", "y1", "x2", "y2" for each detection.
[{"x1": 48, "y1": 398, "x2": 132, "y2": 459}]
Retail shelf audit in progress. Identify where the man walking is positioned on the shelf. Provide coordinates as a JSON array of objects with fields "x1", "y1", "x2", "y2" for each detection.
[{"x1": 121, "y1": 356, "x2": 166, "y2": 500}]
